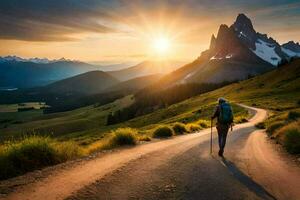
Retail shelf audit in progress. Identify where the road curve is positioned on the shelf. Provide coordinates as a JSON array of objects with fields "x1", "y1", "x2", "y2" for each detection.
[{"x1": 1, "y1": 105, "x2": 299, "y2": 200}]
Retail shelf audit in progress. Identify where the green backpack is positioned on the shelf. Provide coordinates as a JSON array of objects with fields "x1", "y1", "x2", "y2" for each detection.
[{"x1": 219, "y1": 102, "x2": 233, "y2": 124}]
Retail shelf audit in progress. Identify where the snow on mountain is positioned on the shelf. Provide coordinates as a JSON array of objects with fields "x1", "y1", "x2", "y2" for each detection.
[
  {"x1": 0, "y1": 55, "x2": 74, "y2": 64},
  {"x1": 281, "y1": 47, "x2": 300, "y2": 57},
  {"x1": 231, "y1": 13, "x2": 294, "y2": 66},
  {"x1": 252, "y1": 39, "x2": 281, "y2": 66},
  {"x1": 281, "y1": 41, "x2": 300, "y2": 58}
]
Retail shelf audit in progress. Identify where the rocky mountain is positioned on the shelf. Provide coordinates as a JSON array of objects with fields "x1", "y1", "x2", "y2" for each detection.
[
  {"x1": 0, "y1": 57, "x2": 99, "y2": 88},
  {"x1": 142, "y1": 13, "x2": 299, "y2": 89},
  {"x1": 281, "y1": 41, "x2": 300, "y2": 58}
]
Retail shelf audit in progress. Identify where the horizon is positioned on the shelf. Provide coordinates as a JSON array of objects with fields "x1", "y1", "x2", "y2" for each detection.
[{"x1": 1, "y1": 0, "x2": 300, "y2": 63}]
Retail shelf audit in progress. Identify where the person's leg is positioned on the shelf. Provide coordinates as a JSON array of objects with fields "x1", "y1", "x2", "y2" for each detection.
[
  {"x1": 217, "y1": 126, "x2": 223, "y2": 156},
  {"x1": 220, "y1": 125, "x2": 229, "y2": 155}
]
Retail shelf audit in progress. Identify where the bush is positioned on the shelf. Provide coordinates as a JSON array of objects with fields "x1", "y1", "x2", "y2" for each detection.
[
  {"x1": 0, "y1": 136, "x2": 82, "y2": 180},
  {"x1": 266, "y1": 122, "x2": 285, "y2": 136},
  {"x1": 255, "y1": 122, "x2": 266, "y2": 129},
  {"x1": 186, "y1": 123, "x2": 201, "y2": 132},
  {"x1": 153, "y1": 126, "x2": 173, "y2": 138},
  {"x1": 138, "y1": 135, "x2": 151, "y2": 142},
  {"x1": 108, "y1": 128, "x2": 137, "y2": 147},
  {"x1": 287, "y1": 111, "x2": 300, "y2": 121},
  {"x1": 172, "y1": 122, "x2": 187, "y2": 135},
  {"x1": 234, "y1": 116, "x2": 249, "y2": 124},
  {"x1": 197, "y1": 120, "x2": 210, "y2": 128},
  {"x1": 277, "y1": 121, "x2": 300, "y2": 154}
]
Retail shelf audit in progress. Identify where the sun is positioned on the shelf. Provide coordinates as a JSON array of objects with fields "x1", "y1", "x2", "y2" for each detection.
[{"x1": 153, "y1": 37, "x2": 171, "y2": 54}]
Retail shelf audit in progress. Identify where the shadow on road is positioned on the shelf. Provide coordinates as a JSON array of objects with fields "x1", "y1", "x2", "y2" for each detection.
[{"x1": 218, "y1": 157, "x2": 276, "y2": 200}]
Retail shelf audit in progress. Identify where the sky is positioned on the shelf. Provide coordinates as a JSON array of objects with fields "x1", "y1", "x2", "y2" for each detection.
[{"x1": 0, "y1": 0, "x2": 299, "y2": 63}]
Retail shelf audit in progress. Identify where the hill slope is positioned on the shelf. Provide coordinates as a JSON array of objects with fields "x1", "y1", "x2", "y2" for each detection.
[
  {"x1": 106, "y1": 74, "x2": 163, "y2": 92},
  {"x1": 44, "y1": 71, "x2": 120, "y2": 95}
]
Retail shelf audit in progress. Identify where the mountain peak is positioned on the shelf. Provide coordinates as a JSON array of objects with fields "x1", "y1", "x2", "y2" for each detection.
[
  {"x1": 234, "y1": 14, "x2": 253, "y2": 28},
  {"x1": 209, "y1": 34, "x2": 216, "y2": 50}
]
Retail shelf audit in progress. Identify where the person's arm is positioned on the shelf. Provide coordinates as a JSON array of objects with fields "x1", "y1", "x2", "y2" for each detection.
[{"x1": 211, "y1": 105, "x2": 220, "y2": 120}]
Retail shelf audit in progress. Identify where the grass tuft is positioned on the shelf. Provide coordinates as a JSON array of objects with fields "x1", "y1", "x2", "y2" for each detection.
[
  {"x1": 107, "y1": 128, "x2": 137, "y2": 147},
  {"x1": 266, "y1": 122, "x2": 285, "y2": 136},
  {"x1": 234, "y1": 116, "x2": 249, "y2": 124},
  {"x1": 197, "y1": 120, "x2": 210, "y2": 128},
  {"x1": 276, "y1": 121, "x2": 300, "y2": 154},
  {"x1": 0, "y1": 136, "x2": 82, "y2": 180},
  {"x1": 152, "y1": 126, "x2": 173, "y2": 138},
  {"x1": 172, "y1": 122, "x2": 187, "y2": 135},
  {"x1": 138, "y1": 135, "x2": 151, "y2": 142},
  {"x1": 186, "y1": 123, "x2": 202, "y2": 132}
]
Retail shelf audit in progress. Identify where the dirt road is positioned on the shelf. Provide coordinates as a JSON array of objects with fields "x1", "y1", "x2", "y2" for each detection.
[{"x1": 1, "y1": 105, "x2": 299, "y2": 200}]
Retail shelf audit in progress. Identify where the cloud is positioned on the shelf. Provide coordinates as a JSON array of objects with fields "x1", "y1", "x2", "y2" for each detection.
[
  {"x1": 0, "y1": 0, "x2": 299, "y2": 42},
  {"x1": 0, "y1": 0, "x2": 121, "y2": 41}
]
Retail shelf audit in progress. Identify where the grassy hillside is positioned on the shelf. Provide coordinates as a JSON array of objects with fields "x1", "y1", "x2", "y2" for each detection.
[{"x1": 0, "y1": 59, "x2": 299, "y2": 147}]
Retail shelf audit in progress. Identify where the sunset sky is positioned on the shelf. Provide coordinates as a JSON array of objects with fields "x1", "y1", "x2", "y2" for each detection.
[{"x1": 0, "y1": 0, "x2": 299, "y2": 63}]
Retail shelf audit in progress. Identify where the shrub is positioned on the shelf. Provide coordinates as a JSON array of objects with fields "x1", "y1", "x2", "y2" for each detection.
[
  {"x1": 255, "y1": 122, "x2": 266, "y2": 129},
  {"x1": 266, "y1": 122, "x2": 285, "y2": 136},
  {"x1": 108, "y1": 128, "x2": 137, "y2": 147},
  {"x1": 138, "y1": 135, "x2": 151, "y2": 142},
  {"x1": 186, "y1": 123, "x2": 201, "y2": 132},
  {"x1": 54, "y1": 141, "x2": 83, "y2": 162},
  {"x1": 0, "y1": 136, "x2": 82, "y2": 180},
  {"x1": 287, "y1": 111, "x2": 300, "y2": 121},
  {"x1": 197, "y1": 120, "x2": 210, "y2": 128},
  {"x1": 297, "y1": 100, "x2": 300, "y2": 106},
  {"x1": 172, "y1": 122, "x2": 187, "y2": 135},
  {"x1": 234, "y1": 116, "x2": 249, "y2": 124},
  {"x1": 277, "y1": 121, "x2": 300, "y2": 154},
  {"x1": 152, "y1": 126, "x2": 173, "y2": 138}
]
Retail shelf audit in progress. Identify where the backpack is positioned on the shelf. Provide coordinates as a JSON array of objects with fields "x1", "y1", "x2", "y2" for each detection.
[{"x1": 219, "y1": 102, "x2": 233, "y2": 124}]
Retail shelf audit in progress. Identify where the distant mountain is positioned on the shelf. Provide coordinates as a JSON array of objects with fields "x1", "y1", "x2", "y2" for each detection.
[
  {"x1": 281, "y1": 41, "x2": 300, "y2": 58},
  {"x1": 43, "y1": 71, "x2": 120, "y2": 95},
  {"x1": 108, "y1": 60, "x2": 186, "y2": 81},
  {"x1": 0, "y1": 55, "x2": 76, "y2": 64},
  {"x1": 0, "y1": 57, "x2": 99, "y2": 88}
]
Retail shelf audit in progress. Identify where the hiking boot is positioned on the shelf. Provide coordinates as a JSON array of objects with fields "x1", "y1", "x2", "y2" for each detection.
[{"x1": 218, "y1": 149, "x2": 224, "y2": 157}]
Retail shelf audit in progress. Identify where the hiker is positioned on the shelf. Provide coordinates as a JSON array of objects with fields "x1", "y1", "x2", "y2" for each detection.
[{"x1": 211, "y1": 98, "x2": 234, "y2": 157}]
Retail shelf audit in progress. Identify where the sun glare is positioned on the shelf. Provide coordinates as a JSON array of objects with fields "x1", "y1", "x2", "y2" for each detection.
[{"x1": 153, "y1": 37, "x2": 170, "y2": 54}]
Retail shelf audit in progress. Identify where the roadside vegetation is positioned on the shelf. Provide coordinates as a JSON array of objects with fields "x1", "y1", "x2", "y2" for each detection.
[
  {"x1": 0, "y1": 136, "x2": 83, "y2": 180},
  {"x1": 260, "y1": 109, "x2": 300, "y2": 154}
]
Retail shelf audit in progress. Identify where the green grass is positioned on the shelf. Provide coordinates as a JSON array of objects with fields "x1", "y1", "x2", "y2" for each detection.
[
  {"x1": 152, "y1": 126, "x2": 173, "y2": 138},
  {"x1": 0, "y1": 136, "x2": 83, "y2": 180},
  {"x1": 186, "y1": 123, "x2": 201, "y2": 132},
  {"x1": 107, "y1": 128, "x2": 137, "y2": 147},
  {"x1": 172, "y1": 122, "x2": 188, "y2": 135},
  {"x1": 272, "y1": 120, "x2": 300, "y2": 154}
]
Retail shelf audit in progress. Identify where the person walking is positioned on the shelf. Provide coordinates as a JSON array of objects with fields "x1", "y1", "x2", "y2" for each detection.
[{"x1": 211, "y1": 98, "x2": 234, "y2": 157}]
